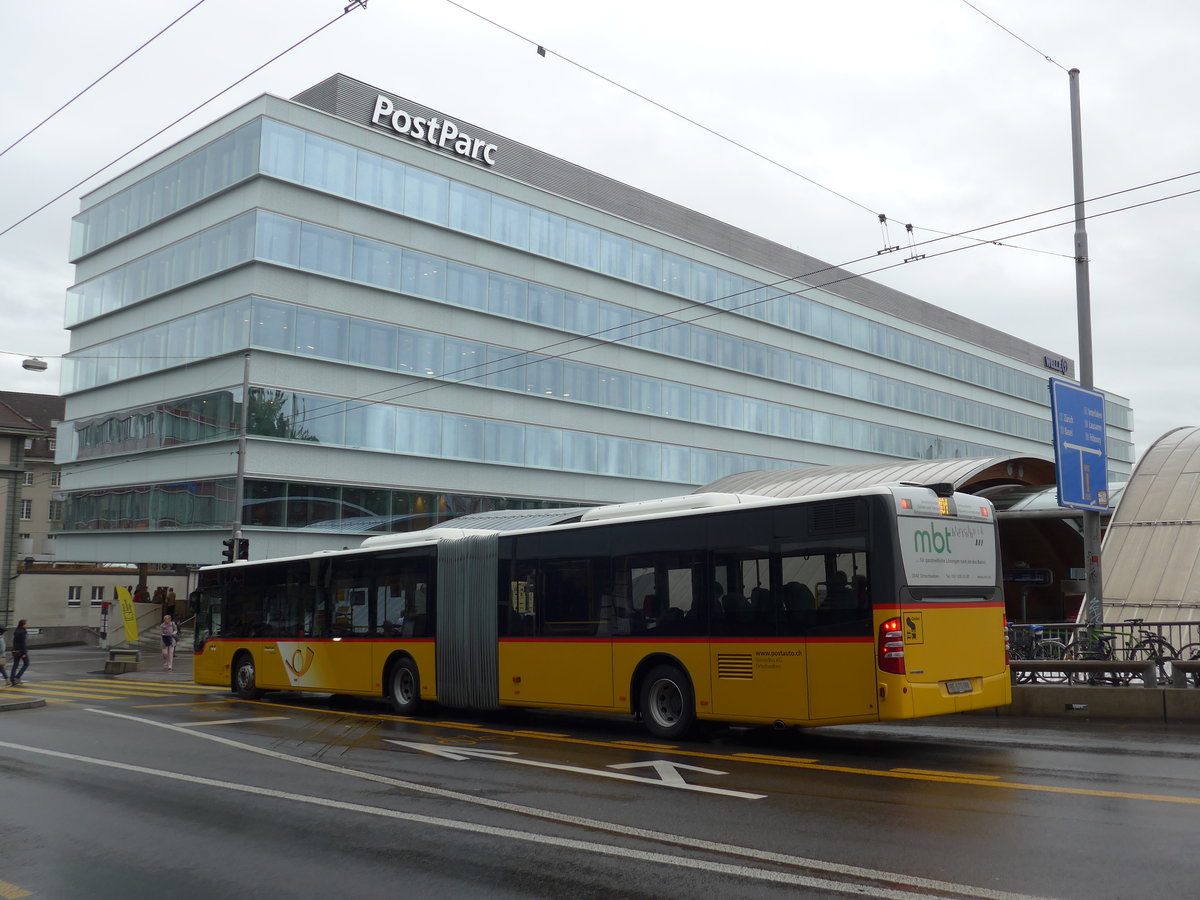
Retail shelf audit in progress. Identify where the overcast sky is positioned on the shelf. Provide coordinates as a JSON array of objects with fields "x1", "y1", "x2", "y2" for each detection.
[{"x1": 1, "y1": 0, "x2": 1195, "y2": 460}]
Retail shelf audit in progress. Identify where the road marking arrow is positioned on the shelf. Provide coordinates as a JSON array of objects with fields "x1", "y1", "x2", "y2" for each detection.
[{"x1": 387, "y1": 740, "x2": 765, "y2": 799}]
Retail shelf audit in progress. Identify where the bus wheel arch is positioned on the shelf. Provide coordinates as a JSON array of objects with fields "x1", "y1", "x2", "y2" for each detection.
[
  {"x1": 633, "y1": 656, "x2": 696, "y2": 739},
  {"x1": 384, "y1": 653, "x2": 422, "y2": 716},
  {"x1": 232, "y1": 650, "x2": 264, "y2": 700}
]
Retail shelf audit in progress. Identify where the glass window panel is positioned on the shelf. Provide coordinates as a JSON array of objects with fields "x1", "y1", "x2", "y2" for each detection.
[
  {"x1": 526, "y1": 356, "x2": 562, "y2": 397},
  {"x1": 485, "y1": 420, "x2": 524, "y2": 465},
  {"x1": 401, "y1": 251, "x2": 446, "y2": 299},
  {"x1": 443, "y1": 337, "x2": 487, "y2": 385},
  {"x1": 447, "y1": 261, "x2": 487, "y2": 310},
  {"x1": 222, "y1": 297, "x2": 252, "y2": 351},
  {"x1": 345, "y1": 402, "x2": 397, "y2": 451},
  {"x1": 398, "y1": 329, "x2": 442, "y2": 377},
  {"x1": 294, "y1": 308, "x2": 348, "y2": 360},
  {"x1": 561, "y1": 362, "x2": 597, "y2": 404},
  {"x1": 491, "y1": 195, "x2": 529, "y2": 249},
  {"x1": 661, "y1": 322, "x2": 689, "y2": 358},
  {"x1": 349, "y1": 318, "x2": 397, "y2": 369},
  {"x1": 600, "y1": 232, "x2": 633, "y2": 279},
  {"x1": 597, "y1": 436, "x2": 632, "y2": 476},
  {"x1": 193, "y1": 307, "x2": 224, "y2": 359},
  {"x1": 629, "y1": 315, "x2": 662, "y2": 352},
  {"x1": 442, "y1": 415, "x2": 484, "y2": 460},
  {"x1": 631, "y1": 441, "x2": 660, "y2": 479},
  {"x1": 631, "y1": 375, "x2": 661, "y2": 415},
  {"x1": 529, "y1": 286, "x2": 565, "y2": 328},
  {"x1": 256, "y1": 212, "x2": 301, "y2": 265},
  {"x1": 355, "y1": 150, "x2": 405, "y2": 211},
  {"x1": 524, "y1": 425, "x2": 562, "y2": 469},
  {"x1": 352, "y1": 236, "x2": 402, "y2": 290},
  {"x1": 633, "y1": 243, "x2": 662, "y2": 287},
  {"x1": 486, "y1": 346, "x2": 525, "y2": 392},
  {"x1": 662, "y1": 253, "x2": 690, "y2": 296},
  {"x1": 565, "y1": 221, "x2": 600, "y2": 269},
  {"x1": 661, "y1": 444, "x2": 690, "y2": 482},
  {"x1": 288, "y1": 393, "x2": 344, "y2": 445},
  {"x1": 251, "y1": 298, "x2": 294, "y2": 351},
  {"x1": 529, "y1": 208, "x2": 567, "y2": 259},
  {"x1": 395, "y1": 407, "x2": 442, "y2": 456},
  {"x1": 717, "y1": 393, "x2": 742, "y2": 429},
  {"x1": 691, "y1": 388, "x2": 718, "y2": 425},
  {"x1": 599, "y1": 370, "x2": 630, "y2": 409},
  {"x1": 488, "y1": 273, "x2": 527, "y2": 319},
  {"x1": 448, "y1": 181, "x2": 491, "y2": 236},
  {"x1": 302, "y1": 132, "x2": 356, "y2": 196},
  {"x1": 562, "y1": 431, "x2": 597, "y2": 473},
  {"x1": 404, "y1": 167, "x2": 449, "y2": 225},
  {"x1": 599, "y1": 304, "x2": 632, "y2": 343},
  {"x1": 167, "y1": 316, "x2": 195, "y2": 361},
  {"x1": 299, "y1": 223, "x2": 352, "y2": 279},
  {"x1": 662, "y1": 382, "x2": 689, "y2": 417},
  {"x1": 564, "y1": 293, "x2": 598, "y2": 334}
]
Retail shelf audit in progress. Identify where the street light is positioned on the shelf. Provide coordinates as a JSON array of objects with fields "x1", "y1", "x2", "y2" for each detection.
[{"x1": 21, "y1": 357, "x2": 47, "y2": 372}]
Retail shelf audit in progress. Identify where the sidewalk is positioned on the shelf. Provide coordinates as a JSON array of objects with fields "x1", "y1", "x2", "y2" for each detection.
[{"x1": 0, "y1": 640, "x2": 197, "y2": 712}]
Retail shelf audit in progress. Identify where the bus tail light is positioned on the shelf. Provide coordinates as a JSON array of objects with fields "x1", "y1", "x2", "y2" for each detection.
[
  {"x1": 1004, "y1": 618, "x2": 1011, "y2": 665},
  {"x1": 879, "y1": 617, "x2": 905, "y2": 675}
]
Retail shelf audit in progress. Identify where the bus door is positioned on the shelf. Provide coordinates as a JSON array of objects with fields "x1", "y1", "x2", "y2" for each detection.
[
  {"x1": 709, "y1": 547, "x2": 808, "y2": 722},
  {"x1": 801, "y1": 550, "x2": 877, "y2": 721},
  {"x1": 315, "y1": 557, "x2": 374, "y2": 693},
  {"x1": 500, "y1": 555, "x2": 613, "y2": 709}
]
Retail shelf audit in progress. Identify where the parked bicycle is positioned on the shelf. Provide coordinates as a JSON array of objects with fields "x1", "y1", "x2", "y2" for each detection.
[
  {"x1": 1061, "y1": 619, "x2": 1177, "y2": 685},
  {"x1": 1008, "y1": 624, "x2": 1069, "y2": 683}
]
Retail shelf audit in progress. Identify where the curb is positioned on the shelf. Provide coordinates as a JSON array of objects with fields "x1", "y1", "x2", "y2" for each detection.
[{"x1": 0, "y1": 697, "x2": 47, "y2": 712}]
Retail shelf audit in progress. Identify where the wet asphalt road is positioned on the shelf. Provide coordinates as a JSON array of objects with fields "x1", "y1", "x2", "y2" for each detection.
[{"x1": 3, "y1": 645, "x2": 1200, "y2": 899}]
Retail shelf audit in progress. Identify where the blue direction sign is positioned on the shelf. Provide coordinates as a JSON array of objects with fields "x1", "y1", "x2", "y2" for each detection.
[{"x1": 1049, "y1": 377, "x2": 1109, "y2": 511}]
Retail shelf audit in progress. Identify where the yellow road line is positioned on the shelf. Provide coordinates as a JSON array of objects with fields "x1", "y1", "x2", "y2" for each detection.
[
  {"x1": 892, "y1": 767, "x2": 1002, "y2": 780},
  {"x1": 5, "y1": 687, "x2": 128, "y2": 700},
  {"x1": 213, "y1": 695, "x2": 1200, "y2": 807},
  {"x1": 0, "y1": 876, "x2": 34, "y2": 898}
]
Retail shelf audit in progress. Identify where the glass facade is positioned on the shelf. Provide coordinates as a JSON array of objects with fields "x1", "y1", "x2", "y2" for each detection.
[
  {"x1": 62, "y1": 299, "x2": 1020, "y2": 466},
  {"x1": 60, "y1": 478, "x2": 585, "y2": 534},
  {"x1": 63, "y1": 207, "x2": 1066, "y2": 452},
  {"x1": 67, "y1": 116, "x2": 1103, "y2": 419}
]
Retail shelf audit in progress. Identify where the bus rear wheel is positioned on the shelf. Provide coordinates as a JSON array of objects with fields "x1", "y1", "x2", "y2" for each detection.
[
  {"x1": 389, "y1": 657, "x2": 421, "y2": 715},
  {"x1": 233, "y1": 652, "x2": 264, "y2": 700},
  {"x1": 640, "y1": 664, "x2": 695, "y2": 739}
]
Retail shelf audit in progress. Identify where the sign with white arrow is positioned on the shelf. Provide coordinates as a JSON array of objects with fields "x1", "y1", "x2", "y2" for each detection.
[{"x1": 387, "y1": 740, "x2": 765, "y2": 800}]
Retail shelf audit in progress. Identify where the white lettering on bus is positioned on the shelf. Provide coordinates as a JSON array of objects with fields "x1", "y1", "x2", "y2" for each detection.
[{"x1": 371, "y1": 95, "x2": 498, "y2": 167}]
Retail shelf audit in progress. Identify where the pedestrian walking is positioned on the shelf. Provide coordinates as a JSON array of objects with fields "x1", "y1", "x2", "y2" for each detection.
[
  {"x1": 161, "y1": 615, "x2": 178, "y2": 671},
  {"x1": 0, "y1": 627, "x2": 9, "y2": 686},
  {"x1": 10, "y1": 620, "x2": 29, "y2": 685}
]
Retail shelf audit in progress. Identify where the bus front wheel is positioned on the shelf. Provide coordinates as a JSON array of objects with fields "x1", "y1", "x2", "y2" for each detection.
[
  {"x1": 640, "y1": 664, "x2": 695, "y2": 739},
  {"x1": 233, "y1": 653, "x2": 264, "y2": 700},
  {"x1": 389, "y1": 657, "x2": 421, "y2": 715}
]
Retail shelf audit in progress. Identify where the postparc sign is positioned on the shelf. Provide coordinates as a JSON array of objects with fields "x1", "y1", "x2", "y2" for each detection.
[{"x1": 370, "y1": 95, "x2": 498, "y2": 166}]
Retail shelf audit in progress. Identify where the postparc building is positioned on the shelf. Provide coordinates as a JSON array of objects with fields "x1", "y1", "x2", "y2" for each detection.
[{"x1": 55, "y1": 74, "x2": 1134, "y2": 565}]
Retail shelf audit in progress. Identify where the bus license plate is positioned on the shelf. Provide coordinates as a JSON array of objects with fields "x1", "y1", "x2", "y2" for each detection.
[{"x1": 945, "y1": 679, "x2": 973, "y2": 695}]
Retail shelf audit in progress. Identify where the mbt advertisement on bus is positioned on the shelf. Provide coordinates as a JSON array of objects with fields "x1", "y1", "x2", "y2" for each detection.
[{"x1": 896, "y1": 517, "x2": 997, "y2": 587}]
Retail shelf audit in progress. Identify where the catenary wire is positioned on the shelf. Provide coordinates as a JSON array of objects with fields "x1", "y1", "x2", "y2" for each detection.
[
  {"x1": 957, "y1": 0, "x2": 1070, "y2": 72},
  {"x1": 0, "y1": 2, "x2": 366, "y2": 241},
  {"x1": 0, "y1": 0, "x2": 211, "y2": 161}
]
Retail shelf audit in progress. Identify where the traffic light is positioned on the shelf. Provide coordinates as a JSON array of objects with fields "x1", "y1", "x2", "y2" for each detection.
[
  {"x1": 221, "y1": 538, "x2": 235, "y2": 564},
  {"x1": 237, "y1": 538, "x2": 249, "y2": 560}
]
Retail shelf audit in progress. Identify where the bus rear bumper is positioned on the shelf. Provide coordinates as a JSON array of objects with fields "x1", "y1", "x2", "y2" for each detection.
[{"x1": 877, "y1": 671, "x2": 1012, "y2": 721}]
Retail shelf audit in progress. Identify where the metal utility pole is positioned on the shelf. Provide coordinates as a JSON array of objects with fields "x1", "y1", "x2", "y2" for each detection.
[
  {"x1": 232, "y1": 353, "x2": 251, "y2": 551},
  {"x1": 1069, "y1": 68, "x2": 1104, "y2": 626}
]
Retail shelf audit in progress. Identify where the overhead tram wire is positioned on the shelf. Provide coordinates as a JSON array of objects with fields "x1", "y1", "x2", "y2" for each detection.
[
  {"x1": 0, "y1": 0, "x2": 211, "y2": 162},
  {"x1": 54, "y1": 178, "x2": 1200, "y2": 484},
  {"x1": 438, "y1": 0, "x2": 1099, "y2": 267},
  {"x1": 957, "y1": 0, "x2": 1070, "y2": 72},
  {"x1": 0, "y1": 2, "x2": 368, "y2": 242},
  {"x1": 181, "y1": 173, "x2": 1200, "y2": 435}
]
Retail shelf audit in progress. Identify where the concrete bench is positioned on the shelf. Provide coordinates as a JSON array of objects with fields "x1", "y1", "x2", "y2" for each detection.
[
  {"x1": 1169, "y1": 658, "x2": 1200, "y2": 688},
  {"x1": 105, "y1": 648, "x2": 141, "y2": 675},
  {"x1": 1009, "y1": 659, "x2": 1158, "y2": 688}
]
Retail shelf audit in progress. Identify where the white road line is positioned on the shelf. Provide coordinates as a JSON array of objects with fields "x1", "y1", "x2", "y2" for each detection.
[
  {"x1": 0, "y1": 736, "x2": 1019, "y2": 900},
  {"x1": 78, "y1": 709, "x2": 1055, "y2": 900}
]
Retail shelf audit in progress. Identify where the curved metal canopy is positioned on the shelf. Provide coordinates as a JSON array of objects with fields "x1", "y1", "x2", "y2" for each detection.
[{"x1": 697, "y1": 454, "x2": 1055, "y2": 499}]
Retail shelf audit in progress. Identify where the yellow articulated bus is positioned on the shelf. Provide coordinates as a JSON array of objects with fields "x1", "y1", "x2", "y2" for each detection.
[{"x1": 192, "y1": 483, "x2": 1010, "y2": 737}]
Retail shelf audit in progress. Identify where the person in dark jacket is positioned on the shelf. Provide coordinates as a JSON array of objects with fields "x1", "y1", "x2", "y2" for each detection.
[{"x1": 10, "y1": 620, "x2": 29, "y2": 685}]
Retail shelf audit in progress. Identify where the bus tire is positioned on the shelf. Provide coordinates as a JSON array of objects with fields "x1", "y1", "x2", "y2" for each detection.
[
  {"x1": 389, "y1": 657, "x2": 421, "y2": 716},
  {"x1": 233, "y1": 652, "x2": 264, "y2": 700},
  {"x1": 639, "y1": 663, "x2": 695, "y2": 739}
]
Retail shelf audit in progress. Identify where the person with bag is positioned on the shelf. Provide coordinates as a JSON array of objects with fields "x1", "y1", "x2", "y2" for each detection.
[{"x1": 161, "y1": 614, "x2": 178, "y2": 671}]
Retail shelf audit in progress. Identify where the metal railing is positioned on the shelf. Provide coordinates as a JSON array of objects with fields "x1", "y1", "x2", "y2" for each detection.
[{"x1": 1008, "y1": 619, "x2": 1200, "y2": 687}]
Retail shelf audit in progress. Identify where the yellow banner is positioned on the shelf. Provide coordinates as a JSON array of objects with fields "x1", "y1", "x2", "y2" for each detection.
[{"x1": 115, "y1": 585, "x2": 139, "y2": 643}]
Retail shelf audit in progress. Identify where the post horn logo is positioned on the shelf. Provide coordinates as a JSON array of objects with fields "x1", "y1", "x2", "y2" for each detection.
[{"x1": 284, "y1": 646, "x2": 316, "y2": 678}]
